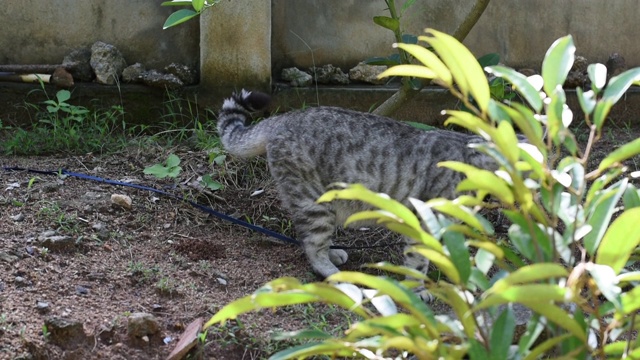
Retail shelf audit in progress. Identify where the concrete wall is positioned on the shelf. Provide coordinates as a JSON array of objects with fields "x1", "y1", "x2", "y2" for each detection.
[
  {"x1": 0, "y1": 1, "x2": 199, "y2": 69},
  {"x1": 272, "y1": 0, "x2": 640, "y2": 73}
]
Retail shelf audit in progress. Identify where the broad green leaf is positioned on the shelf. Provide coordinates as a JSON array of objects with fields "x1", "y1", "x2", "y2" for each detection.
[
  {"x1": 576, "y1": 87, "x2": 596, "y2": 115},
  {"x1": 377, "y1": 64, "x2": 437, "y2": 80},
  {"x1": 364, "y1": 56, "x2": 400, "y2": 67},
  {"x1": 346, "y1": 314, "x2": 421, "y2": 338},
  {"x1": 426, "y1": 197, "x2": 487, "y2": 232},
  {"x1": 477, "y1": 53, "x2": 500, "y2": 67},
  {"x1": 373, "y1": 16, "x2": 399, "y2": 31},
  {"x1": 478, "y1": 285, "x2": 570, "y2": 310},
  {"x1": 596, "y1": 207, "x2": 640, "y2": 274},
  {"x1": 622, "y1": 185, "x2": 640, "y2": 209},
  {"x1": 598, "y1": 137, "x2": 640, "y2": 171},
  {"x1": 443, "y1": 110, "x2": 495, "y2": 137},
  {"x1": 163, "y1": 9, "x2": 199, "y2": 29},
  {"x1": 56, "y1": 90, "x2": 71, "y2": 103},
  {"x1": 443, "y1": 230, "x2": 471, "y2": 285},
  {"x1": 619, "y1": 285, "x2": 640, "y2": 318},
  {"x1": 327, "y1": 271, "x2": 436, "y2": 326},
  {"x1": 440, "y1": 161, "x2": 515, "y2": 205},
  {"x1": 495, "y1": 120, "x2": 520, "y2": 164},
  {"x1": 485, "y1": 65, "x2": 543, "y2": 112},
  {"x1": 524, "y1": 333, "x2": 573, "y2": 360},
  {"x1": 421, "y1": 29, "x2": 490, "y2": 114},
  {"x1": 469, "y1": 339, "x2": 490, "y2": 360},
  {"x1": 432, "y1": 284, "x2": 476, "y2": 338},
  {"x1": 269, "y1": 342, "x2": 354, "y2": 360},
  {"x1": 522, "y1": 301, "x2": 587, "y2": 342},
  {"x1": 601, "y1": 67, "x2": 640, "y2": 104},
  {"x1": 584, "y1": 178, "x2": 628, "y2": 255},
  {"x1": 192, "y1": 0, "x2": 205, "y2": 12},
  {"x1": 593, "y1": 100, "x2": 614, "y2": 132},
  {"x1": 587, "y1": 63, "x2": 607, "y2": 92},
  {"x1": 541, "y1": 35, "x2": 575, "y2": 95},
  {"x1": 616, "y1": 271, "x2": 640, "y2": 283},
  {"x1": 490, "y1": 307, "x2": 516, "y2": 360},
  {"x1": 488, "y1": 263, "x2": 568, "y2": 294},
  {"x1": 365, "y1": 261, "x2": 429, "y2": 280},
  {"x1": 392, "y1": 43, "x2": 452, "y2": 86},
  {"x1": 318, "y1": 184, "x2": 421, "y2": 229},
  {"x1": 166, "y1": 153, "x2": 181, "y2": 168},
  {"x1": 272, "y1": 329, "x2": 333, "y2": 341},
  {"x1": 403, "y1": 121, "x2": 437, "y2": 131},
  {"x1": 586, "y1": 168, "x2": 624, "y2": 203},
  {"x1": 411, "y1": 246, "x2": 461, "y2": 284}
]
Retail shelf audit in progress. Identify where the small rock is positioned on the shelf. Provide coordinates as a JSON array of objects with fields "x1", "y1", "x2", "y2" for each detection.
[
  {"x1": 44, "y1": 317, "x2": 87, "y2": 350},
  {"x1": 122, "y1": 63, "x2": 146, "y2": 83},
  {"x1": 111, "y1": 194, "x2": 132, "y2": 209},
  {"x1": 15, "y1": 276, "x2": 28, "y2": 286},
  {"x1": 75, "y1": 285, "x2": 90, "y2": 295},
  {"x1": 52, "y1": 67, "x2": 74, "y2": 88},
  {"x1": 36, "y1": 301, "x2": 50, "y2": 313},
  {"x1": 309, "y1": 64, "x2": 349, "y2": 85},
  {"x1": 165, "y1": 63, "x2": 197, "y2": 85},
  {"x1": 0, "y1": 252, "x2": 19, "y2": 264},
  {"x1": 41, "y1": 182, "x2": 62, "y2": 193},
  {"x1": 142, "y1": 69, "x2": 184, "y2": 89},
  {"x1": 216, "y1": 278, "x2": 228, "y2": 286},
  {"x1": 38, "y1": 232, "x2": 74, "y2": 251},
  {"x1": 127, "y1": 313, "x2": 161, "y2": 337},
  {"x1": 349, "y1": 62, "x2": 388, "y2": 85},
  {"x1": 281, "y1": 67, "x2": 313, "y2": 87},
  {"x1": 606, "y1": 52, "x2": 627, "y2": 80},
  {"x1": 26, "y1": 246, "x2": 35, "y2": 256},
  {"x1": 9, "y1": 213, "x2": 24, "y2": 222},
  {"x1": 564, "y1": 55, "x2": 589, "y2": 88},
  {"x1": 63, "y1": 47, "x2": 94, "y2": 82},
  {"x1": 152, "y1": 304, "x2": 163, "y2": 312},
  {"x1": 90, "y1": 41, "x2": 127, "y2": 85}
]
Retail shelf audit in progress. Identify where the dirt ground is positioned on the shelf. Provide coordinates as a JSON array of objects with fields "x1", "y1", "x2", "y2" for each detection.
[
  {"x1": 0, "y1": 143, "x2": 412, "y2": 360},
  {"x1": 1, "y1": 120, "x2": 639, "y2": 359}
]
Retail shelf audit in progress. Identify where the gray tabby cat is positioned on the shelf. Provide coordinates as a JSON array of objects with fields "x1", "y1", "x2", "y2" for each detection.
[{"x1": 218, "y1": 89, "x2": 502, "y2": 297}]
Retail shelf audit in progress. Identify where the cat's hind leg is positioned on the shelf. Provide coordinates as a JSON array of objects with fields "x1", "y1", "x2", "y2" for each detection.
[{"x1": 266, "y1": 139, "x2": 347, "y2": 278}]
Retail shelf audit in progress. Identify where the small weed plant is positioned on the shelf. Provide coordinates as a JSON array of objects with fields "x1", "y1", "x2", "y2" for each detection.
[
  {"x1": 2, "y1": 84, "x2": 132, "y2": 155},
  {"x1": 204, "y1": 29, "x2": 640, "y2": 359}
]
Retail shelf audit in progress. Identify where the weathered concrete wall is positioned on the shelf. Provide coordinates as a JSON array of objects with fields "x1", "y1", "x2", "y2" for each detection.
[
  {"x1": 272, "y1": 0, "x2": 640, "y2": 73},
  {"x1": 200, "y1": 0, "x2": 271, "y2": 96},
  {"x1": 0, "y1": 0, "x2": 199, "y2": 69}
]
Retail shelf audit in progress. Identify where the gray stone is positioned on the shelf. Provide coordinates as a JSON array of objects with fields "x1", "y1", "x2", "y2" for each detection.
[
  {"x1": 44, "y1": 317, "x2": 87, "y2": 350},
  {"x1": 0, "y1": 252, "x2": 19, "y2": 264},
  {"x1": 63, "y1": 48, "x2": 94, "y2": 82},
  {"x1": 606, "y1": 52, "x2": 627, "y2": 79},
  {"x1": 309, "y1": 64, "x2": 349, "y2": 85},
  {"x1": 165, "y1": 63, "x2": 197, "y2": 85},
  {"x1": 36, "y1": 301, "x2": 50, "y2": 313},
  {"x1": 38, "y1": 232, "x2": 74, "y2": 251},
  {"x1": 90, "y1": 41, "x2": 127, "y2": 85},
  {"x1": 349, "y1": 62, "x2": 388, "y2": 85},
  {"x1": 282, "y1": 67, "x2": 312, "y2": 87},
  {"x1": 564, "y1": 55, "x2": 589, "y2": 88},
  {"x1": 142, "y1": 69, "x2": 184, "y2": 89},
  {"x1": 122, "y1": 63, "x2": 146, "y2": 83},
  {"x1": 127, "y1": 312, "x2": 161, "y2": 339},
  {"x1": 9, "y1": 213, "x2": 24, "y2": 222}
]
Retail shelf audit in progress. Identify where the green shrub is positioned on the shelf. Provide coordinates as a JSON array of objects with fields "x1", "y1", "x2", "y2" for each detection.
[{"x1": 205, "y1": 29, "x2": 640, "y2": 359}]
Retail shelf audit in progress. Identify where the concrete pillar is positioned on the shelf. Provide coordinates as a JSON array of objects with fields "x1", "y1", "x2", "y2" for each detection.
[{"x1": 199, "y1": 0, "x2": 271, "y2": 100}]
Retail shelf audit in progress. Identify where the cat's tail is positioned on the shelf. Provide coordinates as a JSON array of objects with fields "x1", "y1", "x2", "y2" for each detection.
[{"x1": 217, "y1": 89, "x2": 273, "y2": 158}]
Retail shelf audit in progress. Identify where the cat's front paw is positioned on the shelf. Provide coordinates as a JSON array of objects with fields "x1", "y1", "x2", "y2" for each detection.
[{"x1": 329, "y1": 249, "x2": 348, "y2": 266}]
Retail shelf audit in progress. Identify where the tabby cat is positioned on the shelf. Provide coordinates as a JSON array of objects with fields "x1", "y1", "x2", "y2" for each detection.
[{"x1": 218, "y1": 89, "x2": 505, "y2": 299}]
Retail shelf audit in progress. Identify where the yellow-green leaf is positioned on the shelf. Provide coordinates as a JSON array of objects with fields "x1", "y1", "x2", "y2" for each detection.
[
  {"x1": 596, "y1": 207, "x2": 640, "y2": 274},
  {"x1": 420, "y1": 29, "x2": 490, "y2": 114},
  {"x1": 393, "y1": 43, "x2": 452, "y2": 86},
  {"x1": 488, "y1": 264, "x2": 568, "y2": 294},
  {"x1": 377, "y1": 64, "x2": 437, "y2": 80},
  {"x1": 411, "y1": 246, "x2": 461, "y2": 284},
  {"x1": 598, "y1": 137, "x2": 640, "y2": 171}
]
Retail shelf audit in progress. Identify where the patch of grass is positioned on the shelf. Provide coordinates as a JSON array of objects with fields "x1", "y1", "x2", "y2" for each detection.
[{"x1": 35, "y1": 200, "x2": 82, "y2": 234}]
